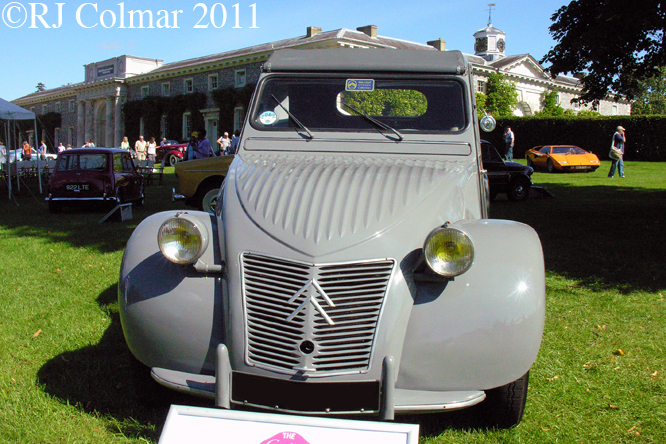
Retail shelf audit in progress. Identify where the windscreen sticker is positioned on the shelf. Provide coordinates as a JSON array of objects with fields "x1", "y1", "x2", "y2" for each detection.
[
  {"x1": 259, "y1": 111, "x2": 277, "y2": 125},
  {"x1": 346, "y1": 79, "x2": 375, "y2": 91}
]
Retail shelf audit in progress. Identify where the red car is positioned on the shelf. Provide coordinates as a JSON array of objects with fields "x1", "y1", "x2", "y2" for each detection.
[
  {"x1": 46, "y1": 148, "x2": 144, "y2": 213},
  {"x1": 156, "y1": 140, "x2": 187, "y2": 166}
]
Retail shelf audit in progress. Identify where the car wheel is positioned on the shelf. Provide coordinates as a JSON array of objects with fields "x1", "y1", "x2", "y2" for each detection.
[
  {"x1": 48, "y1": 200, "x2": 61, "y2": 213},
  {"x1": 547, "y1": 159, "x2": 555, "y2": 173},
  {"x1": 508, "y1": 178, "x2": 530, "y2": 202},
  {"x1": 200, "y1": 187, "x2": 220, "y2": 213},
  {"x1": 167, "y1": 154, "x2": 178, "y2": 167},
  {"x1": 526, "y1": 157, "x2": 533, "y2": 168},
  {"x1": 476, "y1": 372, "x2": 529, "y2": 429}
]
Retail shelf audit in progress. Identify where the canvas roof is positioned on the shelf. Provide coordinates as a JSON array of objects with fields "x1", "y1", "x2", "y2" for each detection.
[{"x1": 0, "y1": 97, "x2": 35, "y2": 121}]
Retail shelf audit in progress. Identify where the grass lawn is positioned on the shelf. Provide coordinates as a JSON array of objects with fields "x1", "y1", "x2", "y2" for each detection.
[{"x1": 1, "y1": 161, "x2": 664, "y2": 443}]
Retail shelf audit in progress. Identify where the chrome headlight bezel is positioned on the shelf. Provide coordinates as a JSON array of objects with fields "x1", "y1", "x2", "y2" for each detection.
[
  {"x1": 423, "y1": 226, "x2": 474, "y2": 277},
  {"x1": 157, "y1": 213, "x2": 209, "y2": 265}
]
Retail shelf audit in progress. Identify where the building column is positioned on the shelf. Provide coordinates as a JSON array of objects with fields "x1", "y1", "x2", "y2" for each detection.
[
  {"x1": 114, "y1": 85, "x2": 126, "y2": 147},
  {"x1": 105, "y1": 96, "x2": 114, "y2": 147},
  {"x1": 84, "y1": 100, "x2": 93, "y2": 145},
  {"x1": 76, "y1": 101, "x2": 85, "y2": 147}
]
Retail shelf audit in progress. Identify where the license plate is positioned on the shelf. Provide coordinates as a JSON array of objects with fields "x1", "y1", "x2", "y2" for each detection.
[
  {"x1": 66, "y1": 184, "x2": 89, "y2": 191},
  {"x1": 574, "y1": 166, "x2": 588, "y2": 170}
]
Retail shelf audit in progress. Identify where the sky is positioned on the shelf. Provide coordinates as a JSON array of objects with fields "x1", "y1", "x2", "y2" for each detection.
[{"x1": 0, "y1": 0, "x2": 571, "y2": 101}]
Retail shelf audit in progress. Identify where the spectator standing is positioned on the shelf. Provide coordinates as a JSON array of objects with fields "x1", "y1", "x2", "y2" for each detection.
[
  {"x1": 66, "y1": 144, "x2": 72, "y2": 150},
  {"x1": 120, "y1": 136, "x2": 130, "y2": 151},
  {"x1": 608, "y1": 126, "x2": 626, "y2": 178},
  {"x1": 38, "y1": 140, "x2": 48, "y2": 160},
  {"x1": 135, "y1": 135, "x2": 147, "y2": 161},
  {"x1": 185, "y1": 132, "x2": 198, "y2": 161},
  {"x1": 503, "y1": 127, "x2": 515, "y2": 161},
  {"x1": 228, "y1": 130, "x2": 240, "y2": 155},
  {"x1": 23, "y1": 141, "x2": 32, "y2": 160},
  {"x1": 147, "y1": 137, "x2": 157, "y2": 162},
  {"x1": 217, "y1": 132, "x2": 231, "y2": 155},
  {"x1": 194, "y1": 129, "x2": 215, "y2": 159},
  {"x1": 57, "y1": 142, "x2": 66, "y2": 153},
  {"x1": 0, "y1": 141, "x2": 6, "y2": 164}
]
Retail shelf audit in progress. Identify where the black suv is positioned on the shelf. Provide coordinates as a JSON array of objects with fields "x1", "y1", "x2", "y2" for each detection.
[{"x1": 481, "y1": 140, "x2": 533, "y2": 201}]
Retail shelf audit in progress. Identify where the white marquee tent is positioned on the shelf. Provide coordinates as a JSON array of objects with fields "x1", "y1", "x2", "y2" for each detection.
[{"x1": 0, "y1": 97, "x2": 39, "y2": 199}]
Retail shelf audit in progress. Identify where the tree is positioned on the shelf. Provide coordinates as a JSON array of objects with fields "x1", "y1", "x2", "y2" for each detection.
[
  {"x1": 631, "y1": 67, "x2": 666, "y2": 115},
  {"x1": 481, "y1": 72, "x2": 518, "y2": 118},
  {"x1": 535, "y1": 89, "x2": 565, "y2": 117},
  {"x1": 36, "y1": 82, "x2": 46, "y2": 92},
  {"x1": 542, "y1": 0, "x2": 666, "y2": 102}
]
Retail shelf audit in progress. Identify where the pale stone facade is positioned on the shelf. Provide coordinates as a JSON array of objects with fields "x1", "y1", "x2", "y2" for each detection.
[{"x1": 12, "y1": 23, "x2": 629, "y2": 149}]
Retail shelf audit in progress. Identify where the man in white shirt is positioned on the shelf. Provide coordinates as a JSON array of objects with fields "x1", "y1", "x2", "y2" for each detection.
[
  {"x1": 135, "y1": 135, "x2": 147, "y2": 161},
  {"x1": 217, "y1": 132, "x2": 230, "y2": 155}
]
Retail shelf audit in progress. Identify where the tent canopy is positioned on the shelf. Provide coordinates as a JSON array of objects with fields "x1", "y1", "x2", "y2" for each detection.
[{"x1": 0, "y1": 97, "x2": 35, "y2": 121}]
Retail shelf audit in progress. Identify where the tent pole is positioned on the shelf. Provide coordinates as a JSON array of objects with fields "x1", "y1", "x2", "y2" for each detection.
[
  {"x1": 5, "y1": 120, "x2": 10, "y2": 199},
  {"x1": 35, "y1": 117, "x2": 42, "y2": 194}
]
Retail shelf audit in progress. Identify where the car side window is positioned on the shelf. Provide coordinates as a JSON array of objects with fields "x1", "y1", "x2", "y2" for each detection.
[
  {"x1": 121, "y1": 154, "x2": 134, "y2": 172},
  {"x1": 113, "y1": 154, "x2": 122, "y2": 173},
  {"x1": 540, "y1": 147, "x2": 550, "y2": 154}
]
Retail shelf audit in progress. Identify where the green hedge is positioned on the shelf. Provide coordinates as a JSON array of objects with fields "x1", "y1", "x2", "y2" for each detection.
[{"x1": 483, "y1": 116, "x2": 666, "y2": 161}]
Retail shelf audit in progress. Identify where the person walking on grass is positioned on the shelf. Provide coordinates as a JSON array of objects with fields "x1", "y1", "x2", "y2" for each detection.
[{"x1": 608, "y1": 126, "x2": 626, "y2": 178}]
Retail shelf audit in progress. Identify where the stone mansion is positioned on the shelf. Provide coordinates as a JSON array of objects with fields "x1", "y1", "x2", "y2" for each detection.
[{"x1": 12, "y1": 23, "x2": 630, "y2": 149}]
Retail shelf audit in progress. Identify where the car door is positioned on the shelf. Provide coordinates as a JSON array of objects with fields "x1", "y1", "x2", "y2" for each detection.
[
  {"x1": 534, "y1": 146, "x2": 551, "y2": 169},
  {"x1": 481, "y1": 141, "x2": 509, "y2": 187}
]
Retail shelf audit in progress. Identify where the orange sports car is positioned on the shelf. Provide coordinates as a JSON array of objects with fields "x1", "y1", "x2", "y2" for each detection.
[{"x1": 526, "y1": 145, "x2": 600, "y2": 173}]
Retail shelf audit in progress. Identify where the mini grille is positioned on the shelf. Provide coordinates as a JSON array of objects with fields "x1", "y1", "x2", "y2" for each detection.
[{"x1": 242, "y1": 253, "x2": 394, "y2": 374}]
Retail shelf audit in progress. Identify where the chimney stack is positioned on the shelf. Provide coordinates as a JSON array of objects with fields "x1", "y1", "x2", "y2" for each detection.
[
  {"x1": 427, "y1": 39, "x2": 446, "y2": 51},
  {"x1": 357, "y1": 25, "x2": 378, "y2": 38},
  {"x1": 306, "y1": 26, "x2": 322, "y2": 38}
]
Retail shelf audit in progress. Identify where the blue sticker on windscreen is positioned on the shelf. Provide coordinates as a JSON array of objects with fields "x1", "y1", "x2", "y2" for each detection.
[{"x1": 346, "y1": 79, "x2": 375, "y2": 91}]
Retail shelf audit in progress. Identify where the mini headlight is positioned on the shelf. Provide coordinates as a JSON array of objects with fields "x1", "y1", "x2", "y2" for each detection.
[
  {"x1": 423, "y1": 226, "x2": 474, "y2": 277},
  {"x1": 157, "y1": 214, "x2": 209, "y2": 264}
]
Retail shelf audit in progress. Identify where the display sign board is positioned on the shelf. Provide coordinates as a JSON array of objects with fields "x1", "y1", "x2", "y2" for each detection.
[
  {"x1": 97, "y1": 64, "x2": 115, "y2": 77},
  {"x1": 159, "y1": 406, "x2": 419, "y2": 444}
]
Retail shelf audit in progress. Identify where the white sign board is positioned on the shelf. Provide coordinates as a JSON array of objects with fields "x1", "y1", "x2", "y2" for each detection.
[{"x1": 159, "y1": 406, "x2": 419, "y2": 444}]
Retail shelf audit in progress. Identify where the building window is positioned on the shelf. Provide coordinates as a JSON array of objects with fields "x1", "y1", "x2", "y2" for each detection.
[
  {"x1": 184, "y1": 78, "x2": 194, "y2": 94},
  {"x1": 233, "y1": 106, "x2": 245, "y2": 132},
  {"x1": 477, "y1": 80, "x2": 486, "y2": 93},
  {"x1": 162, "y1": 82, "x2": 170, "y2": 97},
  {"x1": 141, "y1": 86, "x2": 150, "y2": 99},
  {"x1": 183, "y1": 112, "x2": 192, "y2": 139},
  {"x1": 612, "y1": 105, "x2": 618, "y2": 116},
  {"x1": 68, "y1": 127, "x2": 74, "y2": 145},
  {"x1": 54, "y1": 128, "x2": 60, "y2": 145},
  {"x1": 140, "y1": 118, "x2": 145, "y2": 137},
  {"x1": 555, "y1": 94, "x2": 561, "y2": 105},
  {"x1": 42, "y1": 105, "x2": 48, "y2": 114},
  {"x1": 55, "y1": 102, "x2": 61, "y2": 113},
  {"x1": 209, "y1": 74, "x2": 219, "y2": 91},
  {"x1": 69, "y1": 100, "x2": 75, "y2": 112},
  {"x1": 235, "y1": 70, "x2": 246, "y2": 88},
  {"x1": 30, "y1": 106, "x2": 35, "y2": 113}
]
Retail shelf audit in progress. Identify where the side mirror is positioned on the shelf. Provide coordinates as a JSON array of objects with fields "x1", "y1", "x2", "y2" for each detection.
[{"x1": 478, "y1": 107, "x2": 496, "y2": 133}]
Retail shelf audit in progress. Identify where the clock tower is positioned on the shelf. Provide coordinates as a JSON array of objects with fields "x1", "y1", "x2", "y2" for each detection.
[{"x1": 473, "y1": 5, "x2": 506, "y2": 62}]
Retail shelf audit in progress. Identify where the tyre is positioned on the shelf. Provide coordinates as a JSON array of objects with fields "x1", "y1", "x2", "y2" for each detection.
[
  {"x1": 476, "y1": 372, "x2": 529, "y2": 429},
  {"x1": 547, "y1": 159, "x2": 555, "y2": 173},
  {"x1": 199, "y1": 187, "x2": 220, "y2": 213},
  {"x1": 507, "y1": 178, "x2": 530, "y2": 202},
  {"x1": 167, "y1": 154, "x2": 178, "y2": 167}
]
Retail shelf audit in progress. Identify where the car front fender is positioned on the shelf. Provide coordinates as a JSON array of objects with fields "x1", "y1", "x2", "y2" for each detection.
[
  {"x1": 118, "y1": 210, "x2": 225, "y2": 374},
  {"x1": 398, "y1": 219, "x2": 545, "y2": 391}
]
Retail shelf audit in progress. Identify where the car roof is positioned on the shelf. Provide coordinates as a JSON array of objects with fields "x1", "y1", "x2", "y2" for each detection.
[{"x1": 263, "y1": 49, "x2": 468, "y2": 75}]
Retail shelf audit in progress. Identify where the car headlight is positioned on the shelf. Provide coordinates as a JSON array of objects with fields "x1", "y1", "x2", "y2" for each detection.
[
  {"x1": 157, "y1": 214, "x2": 209, "y2": 264},
  {"x1": 423, "y1": 226, "x2": 474, "y2": 277}
]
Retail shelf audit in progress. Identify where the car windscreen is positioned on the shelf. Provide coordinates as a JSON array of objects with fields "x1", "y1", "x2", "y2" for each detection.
[
  {"x1": 552, "y1": 146, "x2": 586, "y2": 155},
  {"x1": 250, "y1": 76, "x2": 466, "y2": 133},
  {"x1": 57, "y1": 153, "x2": 107, "y2": 171}
]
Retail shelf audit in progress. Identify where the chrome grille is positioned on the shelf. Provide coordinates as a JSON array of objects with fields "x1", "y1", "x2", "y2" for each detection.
[{"x1": 242, "y1": 253, "x2": 394, "y2": 374}]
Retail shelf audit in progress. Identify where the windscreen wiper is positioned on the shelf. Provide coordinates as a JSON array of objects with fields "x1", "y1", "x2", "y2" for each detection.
[
  {"x1": 341, "y1": 101, "x2": 404, "y2": 141},
  {"x1": 271, "y1": 94, "x2": 314, "y2": 139}
]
